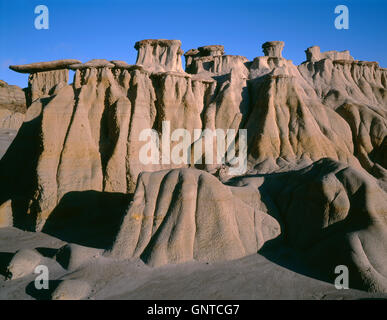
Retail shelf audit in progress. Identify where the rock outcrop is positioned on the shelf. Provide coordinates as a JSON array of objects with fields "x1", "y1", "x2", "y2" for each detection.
[
  {"x1": 262, "y1": 41, "x2": 284, "y2": 58},
  {"x1": 134, "y1": 39, "x2": 184, "y2": 73},
  {"x1": 0, "y1": 80, "x2": 26, "y2": 130},
  {"x1": 184, "y1": 44, "x2": 248, "y2": 77},
  {"x1": 109, "y1": 168, "x2": 280, "y2": 266},
  {"x1": 0, "y1": 39, "x2": 386, "y2": 293},
  {"x1": 108, "y1": 160, "x2": 387, "y2": 292},
  {"x1": 10, "y1": 59, "x2": 81, "y2": 105},
  {"x1": 304, "y1": 45, "x2": 353, "y2": 62}
]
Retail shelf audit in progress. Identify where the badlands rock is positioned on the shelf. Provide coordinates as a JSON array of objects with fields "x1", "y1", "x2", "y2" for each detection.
[
  {"x1": 0, "y1": 109, "x2": 25, "y2": 130},
  {"x1": 107, "y1": 160, "x2": 387, "y2": 291},
  {"x1": 69, "y1": 59, "x2": 114, "y2": 70},
  {"x1": 134, "y1": 39, "x2": 184, "y2": 73},
  {"x1": 198, "y1": 45, "x2": 225, "y2": 57},
  {"x1": 0, "y1": 80, "x2": 26, "y2": 113},
  {"x1": 262, "y1": 41, "x2": 284, "y2": 58},
  {"x1": 0, "y1": 80, "x2": 26, "y2": 130},
  {"x1": 298, "y1": 49, "x2": 387, "y2": 174},
  {"x1": 10, "y1": 59, "x2": 81, "y2": 105},
  {"x1": 0, "y1": 39, "x2": 386, "y2": 293},
  {"x1": 1, "y1": 39, "x2": 385, "y2": 227},
  {"x1": 109, "y1": 168, "x2": 280, "y2": 266},
  {"x1": 27, "y1": 69, "x2": 69, "y2": 104},
  {"x1": 185, "y1": 44, "x2": 248, "y2": 76},
  {"x1": 305, "y1": 45, "x2": 353, "y2": 62}
]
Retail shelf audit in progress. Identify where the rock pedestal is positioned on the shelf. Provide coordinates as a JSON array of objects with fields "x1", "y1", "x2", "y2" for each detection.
[
  {"x1": 134, "y1": 39, "x2": 184, "y2": 73},
  {"x1": 28, "y1": 70, "x2": 68, "y2": 104},
  {"x1": 184, "y1": 44, "x2": 247, "y2": 76},
  {"x1": 262, "y1": 41, "x2": 285, "y2": 58},
  {"x1": 305, "y1": 46, "x2": 353, "y2": 62},
  {"x1": 9, "y1": 59, "x2": 81, "y2": 105}
]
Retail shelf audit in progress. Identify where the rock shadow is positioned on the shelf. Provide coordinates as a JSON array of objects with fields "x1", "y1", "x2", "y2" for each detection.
[
  {"x1": 42, "y1": 190, "x2": 133, "y2": 250},
  {"x1": 26, "y1": 280, "x2": 61, "y2": 300},
  {"x1": 0, "y1": 252, "x2": 13, "y2": 278}
]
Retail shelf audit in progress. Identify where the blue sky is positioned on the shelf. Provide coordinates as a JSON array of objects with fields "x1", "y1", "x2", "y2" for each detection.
[{"x1": 0, "y1": 0, "x2": 386, "y2": 87}]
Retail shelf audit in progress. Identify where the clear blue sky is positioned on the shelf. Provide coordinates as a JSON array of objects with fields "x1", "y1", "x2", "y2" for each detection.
[{"x1": 0, "y1": 0, "x2": 386, "y2": 87}]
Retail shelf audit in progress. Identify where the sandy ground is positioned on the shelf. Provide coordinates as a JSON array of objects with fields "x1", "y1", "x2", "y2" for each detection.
[{"x1": 0, "y1": 227, "x2": 387, "y2": 300}]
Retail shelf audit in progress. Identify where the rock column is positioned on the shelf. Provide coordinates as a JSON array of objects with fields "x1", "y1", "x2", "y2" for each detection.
[{"x1": 134, "y1": 39, "x2": 184, "y2": 72}]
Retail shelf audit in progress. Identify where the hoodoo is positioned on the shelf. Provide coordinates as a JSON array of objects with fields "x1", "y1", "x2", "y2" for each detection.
[
  {"x1": 9, "y1": 59, "x2": 81, "y2": 105},
  {"x1": 262, "y1": 41, "x2": 284, "y2": 58},
  {"x1": 134, "y1": 39, "x2": 184, "y2": 73}
]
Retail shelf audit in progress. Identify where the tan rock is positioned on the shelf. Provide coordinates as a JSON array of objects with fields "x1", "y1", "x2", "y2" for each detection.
[
  {"x1": 0, "y1": 80, "x2": 26, "y2": 129},
  {"x1": 135, "y1": 39, "x2": 184, "y2": 73},
  {"x1": 28, "y1": 69, "x2": 69, "y2": 104},
  {"x1": 262, "y1": 41, "x2": 284, "y2": 58},
  {"x1": 1, "y1": 39, "x2": 387, "y2": 294},
  {"x1": 5, "y1": 249, "x2": 42, "y2": 280},
  {"x1": 305, "y1": 45, "x2": 353, "y2": 62},
  {"x1": 9, "y1": 59, "x2": 81, "y2": 73}
]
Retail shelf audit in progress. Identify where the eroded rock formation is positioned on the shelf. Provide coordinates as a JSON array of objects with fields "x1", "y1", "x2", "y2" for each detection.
[
  {"x1": 134, "y1": 39, "x2": 184, "y2": 73},
  {"x1": 262, "y1": 41, "x2": 284, "y2": 58},
  {"x1": 1, "y1": 39, "x2": 386, "y2": 293},
  {"x1": 0, "y1": 80, "x2": 26, "y2": 130},
  {"x1": 9, "y1": 60, "x2": 81, "y2": 106}
]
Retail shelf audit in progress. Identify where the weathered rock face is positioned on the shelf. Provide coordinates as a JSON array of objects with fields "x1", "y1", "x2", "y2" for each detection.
[
  {"x1": 298, "y1": 49, "x2": 387, "y2": 174},
  {"x1": 109, "y1": 168, "x2": 280, "y2": 266},
  {"x1": 1, "y1": 39, "x2": 387, "y2": 293},
  {"x1": 107, "y1": 159, "x2": 387, "y2": 291},
  {"x1": 27, "y1": 69, "x2": 69, "y2": 105},
  {"x1": 0, "y1": 80, "x2": 26, "y2": 130},
  {"x1": 134, "y1": 39, "x2": 184, "y2": 73},
  {"x1": 185, "y1": 44, "x2": 248, "y2": 77},
  {"x1": 262, "y1": 41, "x2": 284, "y2": 58},
  {"x1": 305, "y1": 45, "x2": 353, "y2": 62}
]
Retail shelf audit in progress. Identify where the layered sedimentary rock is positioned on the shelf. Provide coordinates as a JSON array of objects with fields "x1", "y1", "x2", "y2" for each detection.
[
  {"x1": 109, "y1": 168, "x2": 280, "y2": 267},
  {"x1": 27, "y1": 70, "x2": 69, "y2": 105},
  {"x1": 185, "y1": 44, "x2": 249, "y2": 77},
  {"x1": 107, "y1": 159, "x2": 387, "y2": 291},
  {"x1": 0, "y1": 80, "x2": 26, "y2": 129},
  {"x1": 9, "y1": 59, "x2": 81, "y2": 73},
  {"x1": 298, "y1": 49, "x2": 387, "y2": 174},
  {"x1": 262, "y1": 41, "x2": 284, "y2": 58},
  {"x1": 134, "y1": 39, "x2": 184, "y2": 73},
  {"x1": 1, "y1": 39, "x2": 387, "y2": 293},
  {"x1": 304, "y1": 45, "x2": 353, "y2": 62},
  {"x1": 10, "y1": 59, "x2": 81, "y2": 105}
]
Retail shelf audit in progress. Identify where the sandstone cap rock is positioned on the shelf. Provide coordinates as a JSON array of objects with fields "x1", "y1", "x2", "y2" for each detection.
[
  {"x1": 134, "y1": 39, "x2": 184, "y2": 72},
  {"x1": 262, "y1": 41, "x2": 285, "y2": 58},
  {"x1": 134, "y1": 39, "x2": 184, "y2": 55},
  {"x1": 198, "y1": 45, "x2": 225, "y2": 56},
  {"x1": 184, "y1": 49, "x2": 200, "y2": 57},
  {"x1": 69, "y1": 59, "x2": 115, "y2": 70},
  {"x1": 9, "y1": 59, "x2": 81, "y2": 73}
]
